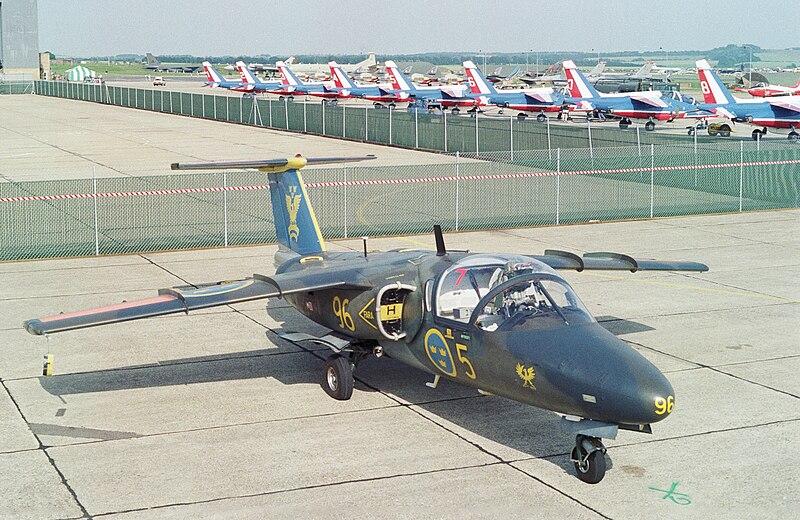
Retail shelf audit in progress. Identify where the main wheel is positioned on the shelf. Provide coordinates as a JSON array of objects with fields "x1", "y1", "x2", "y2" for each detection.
[
  {"x1": 324, "y1": 354, "x2": 354, "y2": 400},
  {"x1": 517, "y1": 113, "x2": 528, "y2": 121},
  {"x1": 788, "y1": 131, "x2": 799, "y2": 142},
  {"x1": 619, "y1": 120, "x2": 630, "y2": 129},
  {"x1": 752, "y1": 129, "x2": 763, "y2": 141},
  {"x1": 536, "y1": 113, "x2": 546, "y2": 123},
  {"x1": 645, "y1": 121, "x2": 656, "y2": 131},
  {"x1": 719, "y1": 124, "x2": 731, "y2": 137},
  {"x1": 571, "y1": 445, "x2": 607, "y2": 484},
  {"x1": 451, "y1": 107, "x2": 460, "y2": 115}
]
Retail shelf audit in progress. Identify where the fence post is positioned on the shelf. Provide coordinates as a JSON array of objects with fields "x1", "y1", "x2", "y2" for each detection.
[
  {"x1": 343, "y1": 103, "x2": 346, "y2": 137},
  {"x1": 475, "y1": 111, "x2": 479, "y2": 157},
  {"x1": 304, "y1": 101, "x2": 308, "y2": 133},
  {"x1": 285, "y1": 98, "x2": 289, "y2": 130},
  {"x1": 268, "y1": 98, "x2": 273, "y2": 127},
  {"x1": 322, "y1": 101, "x2": 326, "y2": 135},
  {"x1": 343, "y1": 165, "x2": 348, "y2": 238},
  {"x1": 547, "y1": 117, "x2": 552, "y2": 161},
  {"x1": 364, "y1": 105, "x2": 368, "y2": 140},
  {"x1": 223, "y1": 171, "x2": 229, "y2": 247},
  {"x1": 239, "y1": 97, "x2": 242, "y2": 123},
  {"x1": 415, "y1": 108, "x2": 419, "y2": 148},
  {"x1": 92, "y1": 166, "x2": 99, "y2": 255},
  {"x1": 650, "y1": 144, "x2": 655, "y2": 218},
  {"x1": 135, "y1": 88, "x2": 138, "y2": 109},
  {"x1": 455, "y1": 151, "x2": 460, "y2": 231},
  {"x1": 636, "y1": 126, "x2": 641, "y2": 157},
  {"x1": 556, "y1": 148, "x2": 560, "y2": 225},
  {"x1": 693, "y1": 122, "x2": 698, "y2": 155},
  {"x1": 587, "y1": 119, "x2": 594, "y2": 166},
  {"x1": 190, "y1": 93, "x2": 194, "y2": 116},
  {"x1": 510, "y1": 116, "x2": 514, "y2": 161},
  {"x1": 389, "y1": 106, "x2": 393, "y2": 145},
  {"x1": 443, "y1": 110, "x2": 448, "y2": 152},
  {"x1": 226, "y1": 96, "x2": 229, "y2": 121},
  {"x1": 739, "y1": 140, "x2": 744, "y2": 212}
]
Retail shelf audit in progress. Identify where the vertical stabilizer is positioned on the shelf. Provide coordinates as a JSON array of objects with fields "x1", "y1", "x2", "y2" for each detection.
[
  {"x1": 696, "y1": 60, "x2": 737, "y2": 104},
  {"x1": 385, "y1": 61, "x2": 414, "y2": 91},
  {"x1": 277, "y1": 61, "x2": 302, "y2": 86},
  {"x1": 236, "y1": 61, "x2": 259, "y2": 85},
  {"x1": 463, "y1": 61, "x2": 496, "y2": 95},
  {"x1": 562, "y1": 60, "x2": 601, "y2": 99}
]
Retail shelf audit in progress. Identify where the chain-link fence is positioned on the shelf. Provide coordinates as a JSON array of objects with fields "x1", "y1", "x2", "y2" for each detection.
[
  {"x1": 26, "y1": 80, "x2": 800, "y2": 155},
  {"x1": 2, "y1": 146, "x2": 798, "y2": 261}
]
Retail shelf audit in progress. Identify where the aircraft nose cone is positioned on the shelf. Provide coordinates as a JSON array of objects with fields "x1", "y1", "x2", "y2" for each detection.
[{"x1": 642, "y1": 372, "x2": 675, "y2": 424}]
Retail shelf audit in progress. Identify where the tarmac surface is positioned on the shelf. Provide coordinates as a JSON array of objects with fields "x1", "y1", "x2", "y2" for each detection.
[
  {"x1": 1, "y1": 210, "x2": 798, "y2": 519},
  {"x1": 0, "y1": 91, "x2": 798, "y2": 518},
  {"x1": 0, "y1": 94, "x2": 463, "y2": 182}
]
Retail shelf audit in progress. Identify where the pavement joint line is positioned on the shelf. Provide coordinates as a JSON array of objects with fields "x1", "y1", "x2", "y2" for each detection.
[
  {"x1": 0, "y1": 117, "x2": 128, "y2": 177},
  {"x1": 710, "y1": 353, "x2": 800, "y2": 369},
  {"x1": 1, "y1": 379, "x2": 91, "y2": 518},
  {"x1": 627, "y1": 338, "x2": 800, "y2": 400},
  {"x1": 138, "y1": 254, "x2": 195, "y2": 286},
  {"x1": 87, "y1": 462, "x2": 506, "y2": 519}
]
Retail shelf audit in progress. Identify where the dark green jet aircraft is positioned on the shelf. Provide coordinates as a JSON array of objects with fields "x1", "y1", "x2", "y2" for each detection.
[{"x1": 25, "y1": 155, "x2": 707, "y2": 484}]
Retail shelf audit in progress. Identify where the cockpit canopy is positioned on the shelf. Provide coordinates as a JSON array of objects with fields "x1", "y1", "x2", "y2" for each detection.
[{"x1": 434, "y1": 254, "x2": 594, "y2": 332}]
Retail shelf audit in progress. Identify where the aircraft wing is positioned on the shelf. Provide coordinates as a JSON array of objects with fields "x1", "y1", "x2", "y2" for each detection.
[
  {"x1": 766, "y1": 98, "x2": 800, "y2": 113},
  {"x1": 24, "y1": 269, "x2": 372, "y2": 336},
  {"x1": 627, "y1": 92, "x2": 670, "y2": 108},
  {"x1": 530, "y1": 250, "x2": 708, "y2": 273},
  {"x1": 524, "y1": 91, "x2": 555, "y2": 103}
]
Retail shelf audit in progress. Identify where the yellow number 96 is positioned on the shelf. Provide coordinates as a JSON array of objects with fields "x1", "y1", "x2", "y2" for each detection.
[
  {"x1": 332, "y1": 296, "x2": 355, "y2": 331},
  {"x1": 654, "y1": 395, "x2": 674, "y2": 415}
]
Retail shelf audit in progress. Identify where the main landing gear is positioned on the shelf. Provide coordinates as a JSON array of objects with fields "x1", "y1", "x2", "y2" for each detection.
[
  {"x1": 618, "y1": 118, "x2": 632, "y2": 129},
  {"x1": 322, "y1": 342, "x2": 382, "y2": 401},
  {"x1": 752, "y1": 128, "x2": 766, "y2": 141},
  {"x1": 570, "y1": 434, "x2": 607, "y2": 484}
]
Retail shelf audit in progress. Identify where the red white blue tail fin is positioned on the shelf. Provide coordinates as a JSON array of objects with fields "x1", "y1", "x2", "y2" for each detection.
[
  {"x1": 463, "y1": 61, "x2": 496, "y2": 95},
  {"x1": 277, "y1": 61, "x2": 302, "y2": 86},
  {"x1": 329, "y1": 62, "x2": 355, "y2": 90},
  {"x1": 696, "y1": 60, "x2": 737, "y2": 104},
  {"x1": 562, "y1": 60, "x2": 601, "y2": 99},
  {"x1": 236, "y1": 61, "x2": 259, "y2": 85},
  {"x1": 202, "y1": 62, "x2": 224, "y2": 84},
  {"x1": 385, "y1": 61, "x2": 414, "y2": 91}
]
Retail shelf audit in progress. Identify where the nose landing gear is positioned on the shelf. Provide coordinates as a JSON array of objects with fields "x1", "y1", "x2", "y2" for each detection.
[{"x1": 570, "y1": 434, "x2": 607, "y2": 484}]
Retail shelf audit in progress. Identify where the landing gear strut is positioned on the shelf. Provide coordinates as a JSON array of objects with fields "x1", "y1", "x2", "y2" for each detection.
[
  {"x1": 322, "y1": 342, "x2": 378, "y2": 401},
  {"x1": 570, "y1": 434, "x2": 607, "y2": 484}
]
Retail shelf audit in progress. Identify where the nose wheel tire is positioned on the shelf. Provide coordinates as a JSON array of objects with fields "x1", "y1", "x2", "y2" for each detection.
[
  {"x1": 644, "y1": 121, "x2": 656, "y2": 132},
  {"x1": 324, "y1": 354, "x2": 354, "y2": 400},
  {"x1": 571, "y1": 435, "x2": 607, "y2": 484}
]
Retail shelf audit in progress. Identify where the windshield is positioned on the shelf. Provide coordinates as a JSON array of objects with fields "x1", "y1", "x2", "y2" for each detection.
[{"x1": 473, "y1": 274, "x2": 594, "y2": 332}]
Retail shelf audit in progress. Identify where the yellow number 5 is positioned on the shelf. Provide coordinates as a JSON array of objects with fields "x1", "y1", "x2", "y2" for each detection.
[
  {"x1": 332, "y1": 296, "x2": 355, "y2": 331},
  {"x1": 655, "y1": 395, "x2": 674, "y2": 415},
  {"x1": 455, "y1": 343, "x2": 476, "y2": 379}
]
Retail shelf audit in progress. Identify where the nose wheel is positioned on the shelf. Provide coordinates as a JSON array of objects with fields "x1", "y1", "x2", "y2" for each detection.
[{"x1": 570, "y1": 434, "x2": 607, "y2": 484}]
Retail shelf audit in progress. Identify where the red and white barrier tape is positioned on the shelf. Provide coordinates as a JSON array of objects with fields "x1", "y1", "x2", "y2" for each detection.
[{"x1": 2, "y1": 158, "x2": 798, "y2": 203}]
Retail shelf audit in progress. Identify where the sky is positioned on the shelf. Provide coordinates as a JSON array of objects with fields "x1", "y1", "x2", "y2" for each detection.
[{"x1": 38, "y1": 0, "x2": 800, "y2": 57}]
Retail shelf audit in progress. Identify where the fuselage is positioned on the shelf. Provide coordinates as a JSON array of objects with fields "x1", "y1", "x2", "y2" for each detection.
[{"x1": 276, "y1": 249, "x2": 674, "y2": 428}]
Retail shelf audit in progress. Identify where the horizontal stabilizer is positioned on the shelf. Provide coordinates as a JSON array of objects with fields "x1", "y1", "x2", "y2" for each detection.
[
  {"x1": 531, "y1": 250, "x2": 708, "y2": 273},
  {"x1": 171, "y1": 155, "x2": 376, "y2": 172}
]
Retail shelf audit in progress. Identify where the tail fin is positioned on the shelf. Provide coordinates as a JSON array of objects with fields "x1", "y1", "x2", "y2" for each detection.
[
  {"x1": 277, "y1": 61, "x2": 302, "y2": 86},
  {"x1": 562, "y1": 60, "x2": 601, "y2": 99},
  {"x1": 146, "y1": 53, "x2": 159, "y2": 66},
  {"x1": 696, "y1": 60, "x2": 737, "y2": 104},
  {"x1": 171, "y1": 155, "x2": 376, "y2": 256},
  {"x1": 463, "y1": 61, "x2": 496, "y2": 95},
  {"x1": 633, "y1": 61, "x2": 654, "y2": 79},
  {"x1": 236, "y1": 61, "x2": 259, "y2": 85},
  {"x1": 355, "y1": 52, "x2": 377, "y2": 72},
  {"x1": 329, "y1": 62, "x2": 355, "y2": 89},
  {"x1": 202, "y1": 62, "x2": 224, "y2": 84},
  {"x1": 385, "y1": 61, "x2": 414, "y2": 91},
  {"x1": 587, "y1": 61, "x2": 605, "y2": 77}
]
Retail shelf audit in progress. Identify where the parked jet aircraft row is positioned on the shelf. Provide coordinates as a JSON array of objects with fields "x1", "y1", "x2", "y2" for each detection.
[{"x1": 202, "y1": 59, "x2": 800, "y2": 140}]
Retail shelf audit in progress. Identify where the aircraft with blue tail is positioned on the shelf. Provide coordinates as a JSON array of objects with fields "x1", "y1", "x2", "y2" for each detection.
[
  {"x1": 462, "y1": 60, "x2": 565, "y2": 120},
  {"x1": 234, "y1": 61, "x2": 285, "y2": 96},
  {"x1": 202, "y1": 62, "x2": 252, "y2": 93},
  {"x1": 696, "y1": 59, "x2": 800, "y2": 141},
  {"x1": 562, "y1": 60, "x2": 701, "y2": 131},
  {"x1": 275, "y1": 61, "x2": 340, "y2": 100},
  {"x1": 384, "y1": 61, "x2": 470, "y2": 110},
  {"x1": 328, "y1": 61, "x2": 412, "y2": 106}
]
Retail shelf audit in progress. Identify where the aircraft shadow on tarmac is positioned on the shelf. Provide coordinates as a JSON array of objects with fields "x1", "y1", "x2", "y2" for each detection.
[{"x1": 37, "y1": 305, "x2": 656, "y2": 476}]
